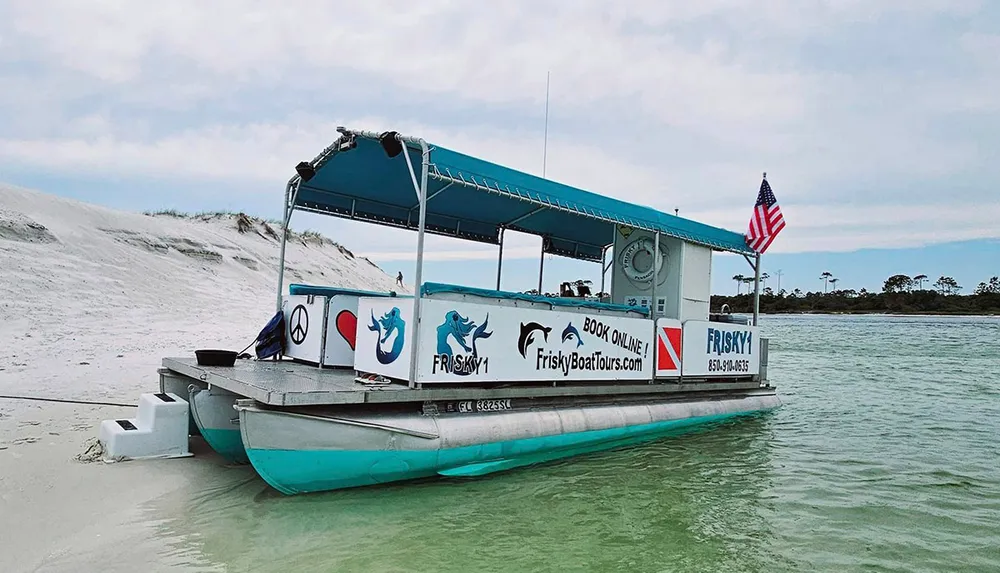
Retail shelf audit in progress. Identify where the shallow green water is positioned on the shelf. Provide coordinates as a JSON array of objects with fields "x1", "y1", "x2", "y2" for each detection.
[{"x1": 132, "y1": 316, "x2": 1000, "y2": 571}]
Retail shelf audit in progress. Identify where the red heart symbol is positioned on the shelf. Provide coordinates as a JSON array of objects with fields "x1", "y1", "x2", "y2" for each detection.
[{"x1": 335, "y1": 310, "x2": 358, "y2": 351}]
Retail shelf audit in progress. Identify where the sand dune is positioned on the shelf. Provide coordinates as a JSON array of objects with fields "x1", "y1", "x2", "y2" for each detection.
[
  {"x1": 0, "y1": 182, "x2": 402, "y2": 400},
  {"x1": 0, "y1": 183, "x2": 409, "y2": 571}
]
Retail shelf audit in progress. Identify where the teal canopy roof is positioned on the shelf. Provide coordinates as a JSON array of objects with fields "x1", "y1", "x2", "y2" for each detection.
[{"x1": 291, "y1": 128, "x2": 753, "y2": 262}]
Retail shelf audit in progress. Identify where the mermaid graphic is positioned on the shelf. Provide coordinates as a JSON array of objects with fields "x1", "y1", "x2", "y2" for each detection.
[
  {"x1": 435, "y1": 310, "x2": 492, "y2": 376},
  {"x1": 368, "y1": 307, "x2": 406, "y2": 364}
]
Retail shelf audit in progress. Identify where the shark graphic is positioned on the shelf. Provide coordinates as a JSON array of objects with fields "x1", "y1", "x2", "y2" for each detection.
[
  {"x1": 561, "y1": 322, "x2": 584, "y2": 348},
  {"x1": 368, "y1": 307, "x2": 406, "y2": 364},
  {"x1": 517, "y1": 322, "x2": 552, "y2": 358},
  {"x1": 436, "y1": 310, "x2": 493, "y2": 376}
]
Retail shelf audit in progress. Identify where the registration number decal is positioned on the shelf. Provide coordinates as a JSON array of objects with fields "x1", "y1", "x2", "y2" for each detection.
[{"x1": 452, "y1": 399, "x2": 513, "y2": 413}]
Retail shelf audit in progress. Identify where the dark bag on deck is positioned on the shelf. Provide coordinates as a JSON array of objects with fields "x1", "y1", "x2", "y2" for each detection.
[{"x1": 255, "y1": 310, "x2": 286, "y2": 360}]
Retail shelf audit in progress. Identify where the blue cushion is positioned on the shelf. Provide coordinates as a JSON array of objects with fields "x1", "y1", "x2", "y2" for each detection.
[
  {"x1": 420, "y1": 282, "x2": 649, "y2": 316},
  {"x1": 288, "y1": 283, "x2": 398, "y2": 298}
]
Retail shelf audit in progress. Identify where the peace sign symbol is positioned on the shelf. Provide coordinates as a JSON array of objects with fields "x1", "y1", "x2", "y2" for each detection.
[{"x1": 289, "y1": 304, "x2": 309, "y2": 345}]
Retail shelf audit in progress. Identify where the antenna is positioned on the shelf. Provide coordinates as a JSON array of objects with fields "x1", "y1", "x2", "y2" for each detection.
[
  {"x1": 542, "y1": 71, "x2": 550, "y2": 178},
  {"x1": 776, "y1": 269, "x2": 784, "y2": 292}
]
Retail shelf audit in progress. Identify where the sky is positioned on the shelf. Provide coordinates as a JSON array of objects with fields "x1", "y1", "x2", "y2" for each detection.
[{"x1": 1, "y1": 1, "x2": 997, "y2": 295}]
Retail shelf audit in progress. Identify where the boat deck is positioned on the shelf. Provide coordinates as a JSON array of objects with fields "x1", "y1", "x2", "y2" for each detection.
[{"x1": 162, "y1": 357, "x2": 767, "y2": 407}]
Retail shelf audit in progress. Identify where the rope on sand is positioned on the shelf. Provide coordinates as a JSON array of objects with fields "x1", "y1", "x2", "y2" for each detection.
[{"x1": 0, "y1": 395, "x2": 137, "y2": 408}]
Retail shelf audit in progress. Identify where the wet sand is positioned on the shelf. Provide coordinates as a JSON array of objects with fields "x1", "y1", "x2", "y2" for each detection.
[
  {"x1": 0, "y1": 184, "x2": 400, "y2": 572},
  {"x1": 0, "y1": 399, "x2": 236, "y2": 571}
]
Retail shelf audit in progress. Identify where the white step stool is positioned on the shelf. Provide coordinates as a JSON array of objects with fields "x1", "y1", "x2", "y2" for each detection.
[{"x1": 99, "y1": 392, "x2": 192, "y2": 461}]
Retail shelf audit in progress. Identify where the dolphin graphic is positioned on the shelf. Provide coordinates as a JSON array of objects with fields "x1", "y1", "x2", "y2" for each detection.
[
  {"x1": 517, "y1": 322, "x2": 552, "y2": 358},
  {"x1": 561, "y1": 322, "x2": 584, "y2": 348}
]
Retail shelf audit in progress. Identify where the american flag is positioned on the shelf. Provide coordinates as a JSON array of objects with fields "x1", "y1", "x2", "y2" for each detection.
[{"x1": 745, "y1": 176, "x2": 785, "y2": 254}]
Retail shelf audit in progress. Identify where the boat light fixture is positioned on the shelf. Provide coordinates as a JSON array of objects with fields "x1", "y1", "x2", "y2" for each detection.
[
  {"x1": 295, "y1": 161, "x2": 316, "y2": 182},
  {"x1": 379, "y1": 130, "x2": 404, "y2": 158}
]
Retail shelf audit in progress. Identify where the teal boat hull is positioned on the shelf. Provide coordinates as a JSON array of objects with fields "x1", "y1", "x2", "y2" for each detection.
[
  {"x1": 238, "y1": 392, "x2": 781, "y2": 495},
  {"x1": 189, "y1": 385, "x2": 249, "y2": 464},
  {"x1": 200, "y1": 428, "x2": 250, "y2": 465}
]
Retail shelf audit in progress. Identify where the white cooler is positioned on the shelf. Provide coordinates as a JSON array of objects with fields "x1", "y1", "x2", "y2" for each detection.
[{"x1": 282, "y1": 286, "x2": 399, "y2": 368}]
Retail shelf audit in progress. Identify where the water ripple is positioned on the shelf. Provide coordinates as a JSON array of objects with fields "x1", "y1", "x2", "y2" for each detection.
[{"x1": 128, "y1": 315, "x2": 999, "y2": 572}]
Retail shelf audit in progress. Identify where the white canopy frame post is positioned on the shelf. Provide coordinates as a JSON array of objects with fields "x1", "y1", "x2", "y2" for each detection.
[
  {"x1": 537, "y1": 238, "x2": 546, "y2": 294},
  {"x1": 275, "y1": 179, "x2": 300, "y2": 313},
  {"x1": 397, "y1": 136, "x2": 431, "y2": 388},
  {"x1": 496, "y1": 227, "x2": 505, "y2": 290},
  {"x1": 651, "y1": 232, "x2": 660, "y2": 318},
  {"x1": 599, "y1": 245, "x2": 610, "y2": 298}
]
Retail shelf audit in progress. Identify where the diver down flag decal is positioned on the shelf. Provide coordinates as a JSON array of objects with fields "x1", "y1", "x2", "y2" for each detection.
[{"x1": 655, "y1": 323, "x2": 682, "y2": 377}]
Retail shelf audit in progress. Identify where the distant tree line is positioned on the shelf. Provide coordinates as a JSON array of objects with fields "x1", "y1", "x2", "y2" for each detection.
[{"x1": 713, "y1": 273, "x2": 1000, "y2": 315}]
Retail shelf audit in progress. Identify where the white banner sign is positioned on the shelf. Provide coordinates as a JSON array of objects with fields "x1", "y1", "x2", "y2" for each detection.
[
  {"x1": 415, "y1": 298, "x2": 654, "y2": 384},
  {"x1": 323, "y1": 295, "x2": 364, "y2": 367},
  {"x1": 354, "y1": 297, "x2": 414, "y2": 380},
  {"x1": 681, "y1": 320, "x2": 760, "y2": 377},
  {"x1": 282, "y1": 295, "x2": 326, "y2": 365},
  {"x1": 654, "y1": 318, "x2": 683, "y2": 378}
]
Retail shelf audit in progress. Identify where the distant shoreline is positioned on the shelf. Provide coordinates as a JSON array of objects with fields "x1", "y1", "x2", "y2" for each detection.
[
  {"x1": 757, "y1": 310, "x2": 999, "y2": 317},
  {"x1": 710, "y1": 289, "x2": 1000, "y2": 317}
]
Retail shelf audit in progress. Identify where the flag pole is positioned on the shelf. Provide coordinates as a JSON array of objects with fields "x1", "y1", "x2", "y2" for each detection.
[
  {"x1": 536, "y1": 71, "x2": 551, "y2": 294},
  {"x1": 542, "y1": 71, "x2": 550, "y2": 178},
  {"x1": 753, "y1": 253, "x2": 761, "y2": 326},
  {"x1": 752, "y1": 171, "x2": 765, "y2": 326}
]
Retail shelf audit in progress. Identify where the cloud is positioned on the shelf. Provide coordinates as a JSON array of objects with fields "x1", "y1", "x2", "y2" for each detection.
[
  {"x1": 0, "y1": 0, "x2": 997, "y2": 261},
  {"x1": 0, "y1": 116, "x2": 685, "y2": 203}
]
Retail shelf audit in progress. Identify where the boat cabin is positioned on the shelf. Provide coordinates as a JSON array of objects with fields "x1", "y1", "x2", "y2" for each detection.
[{"x1": 276, "y1": 128, "x2": 765, "y2": 389}]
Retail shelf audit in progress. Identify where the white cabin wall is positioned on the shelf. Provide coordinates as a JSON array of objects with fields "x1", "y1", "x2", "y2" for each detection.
[
  {"x1": 679, "y1": 243, "x2": 712, "y2": 321},
  {"x1": 607, "y1": 226, "x2": 713, "y2": 321},
  {"x1": 658, "y1": 236, "x2": 683, "y2": 320},
  {"x1": 610, "y1": 225, "x2": 680, "y2": 319}
]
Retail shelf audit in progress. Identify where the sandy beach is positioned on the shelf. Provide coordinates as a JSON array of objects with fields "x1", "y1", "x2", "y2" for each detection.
[{"x1": 0, "y1": 183, "x2": 400, "y2": 571}]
